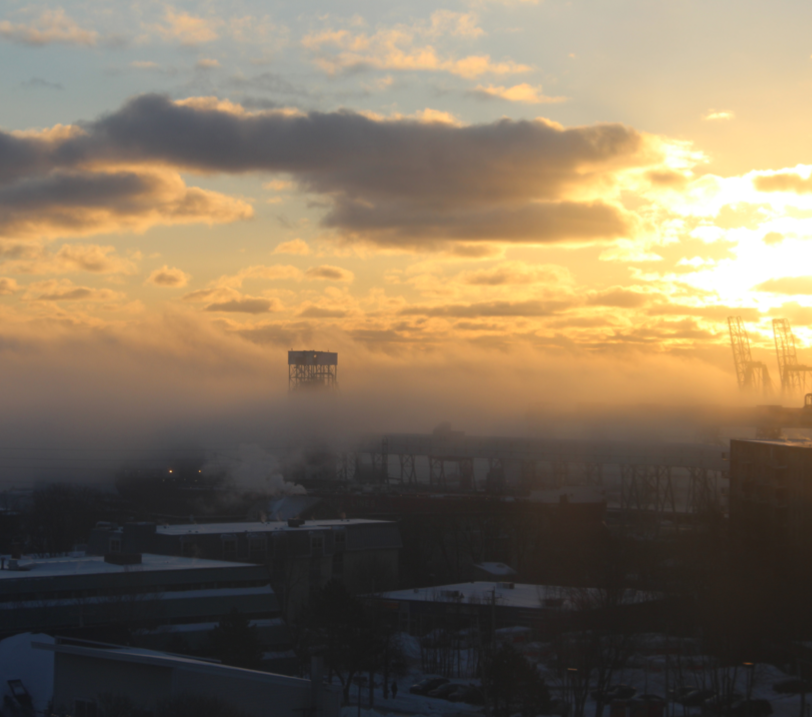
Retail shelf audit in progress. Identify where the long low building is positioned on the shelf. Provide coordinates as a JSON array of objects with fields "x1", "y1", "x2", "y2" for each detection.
[
  {"x1": 38, "y1": 637, "x2": 341, "y2": 717},
  {"x1": 0, "y1": 553, "x2": 285, "y2": 649},
  {"x1": 370, "y1": 581, "x2": 667, "y2": 638},
  {"x1": 88, "y1": 518, "x2": 402, "y2": 616}
]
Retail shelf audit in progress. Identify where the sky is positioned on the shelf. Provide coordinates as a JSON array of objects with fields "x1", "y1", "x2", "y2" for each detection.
[{"x1": 2, "y1": 0, "x2": 812, "y2": 464}]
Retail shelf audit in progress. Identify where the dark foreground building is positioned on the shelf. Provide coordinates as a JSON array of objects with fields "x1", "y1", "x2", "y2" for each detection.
[
  {"x1": 0, "y1": 553, "x2": 284, "y2": 650},
  {"x1": 729, "y1": 438, "x2": 812, "y2": 558}
]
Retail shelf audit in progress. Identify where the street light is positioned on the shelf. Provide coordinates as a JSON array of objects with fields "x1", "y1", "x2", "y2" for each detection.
[{"x1": 568, "y1": 668, "x2": 579, "y2": 717}]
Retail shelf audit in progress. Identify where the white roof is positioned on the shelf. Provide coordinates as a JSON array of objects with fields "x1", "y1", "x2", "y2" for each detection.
[
  {"x1": 36, "y1": 640, "x2": 322, "y2": 689},
  {"x1": 473, "y1": 562, "x2": 517, "y2": 577},
  {"x1": 0, "y1": 553, "x2": 256, "y2": 580},
  {"x1": 156, "y1": 518, "x2": 389, "y2": 536},
  {"x1": 378, "y1": 582, "x2": 660, "y2": 611}
]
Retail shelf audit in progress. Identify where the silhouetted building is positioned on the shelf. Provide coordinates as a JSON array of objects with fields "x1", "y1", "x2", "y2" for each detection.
[
  {"x1": 369, "y1": 581, "x2": 666, "y2": 639},
  {"x1": 729, "y1": 438, "x2": 812, "y2": 559},
  {"x1": 40, "y1": 637, "x2": 341, "y2": 717},
  {"x1": 88, "y1": 519, "x2": 401, "y2": 617},
  {"x1": 0, "y1": 553, "x2": 283, "y2": 648}
]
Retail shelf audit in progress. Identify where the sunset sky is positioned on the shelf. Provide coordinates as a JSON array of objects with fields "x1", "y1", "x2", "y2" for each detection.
[{"x1": 3, "y1": 0, "x2": 812, "y2": 454}]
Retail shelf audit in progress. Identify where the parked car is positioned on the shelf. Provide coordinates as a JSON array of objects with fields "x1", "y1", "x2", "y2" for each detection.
[
  {"x1": 428, "y1": 683, "x2": 463, "y2": 700},
  {"x1": 773, "y1": 679, "x2": 812, "y2": 694},
  {"x1": 409, "y1": 677, "x2": 448, "y2": 695},
  {"x1": 729, "y1": 700, "x2": 772, "y2": 717},
  {"x1": 669, "y1": 687, "x2": 698, "y2": 703}
]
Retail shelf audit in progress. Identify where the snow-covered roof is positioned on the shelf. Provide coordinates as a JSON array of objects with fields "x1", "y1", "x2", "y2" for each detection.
[
  {"x1": 473, "y1": 562, "x2": 517, "y2": 577},
  {"x1": 0, "y1": 553, "x2": 256, "y2": 579},
  {"x1": 155, "y1": 518, "x2": 391, "y2": 536},
  {"x1": 377, "y1": 582, "x2": 661, "y2": 611},
  {"x1": 36, "y1": 638, "x2": 315, "y2": 686}
]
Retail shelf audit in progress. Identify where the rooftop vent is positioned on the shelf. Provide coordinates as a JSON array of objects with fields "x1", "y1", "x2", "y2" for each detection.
[{"x1": 104, "y1": 553, "x2": 142, "y2": 565}]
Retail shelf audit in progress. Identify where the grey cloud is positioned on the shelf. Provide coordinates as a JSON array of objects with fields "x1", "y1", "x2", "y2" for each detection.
[
  {"x1": 586, "y1": 288, "x2": 651, "y2": 308},
  {"x1": 0, "y1": 167, "x2": 250, "y2": 240},
  {"x1": 647, "y1": 304, "x2": 761, "y2": 321},
  {"x1": 228, "y1": 72, "x2": 310, "y2": 97},
  {"x1": 0, "y1": 94, "x2": 650, "y2": 248},
  {"x1": 304, "y1": 265, "x2": 353, "y2": 281},
  {"x1": 21, "y1": 77, "x2": 63, "y2": 90},
  {"x1": 324, "y1": 200, "x2": 631, "y2": 245},
  {"x1": 236, "y1": 322, "x2": 313, "y2": 346},
  {"x1": 204, "y1": 297, "x2": 277, "y2": 313},
  {"x1": 400, "y1": 299, "x2": 571, "y2": 318},
  {"x1": 298, "y1": 306, "x2": 347, "y2": 318}
]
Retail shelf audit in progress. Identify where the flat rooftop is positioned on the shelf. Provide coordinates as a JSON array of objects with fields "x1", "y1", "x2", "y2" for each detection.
[
  {"x1": 154, "y1": 519, "x2": 390, "y2": 536},
  {"x1": 734, "y1": 438, "x2": 812, "y2": 448},
  {"x1": 0, "y1": 553, "x2": 257, "y2": 580},
  {"x1": 377, "y1": 582, "x2": 660, "y2": 611}
]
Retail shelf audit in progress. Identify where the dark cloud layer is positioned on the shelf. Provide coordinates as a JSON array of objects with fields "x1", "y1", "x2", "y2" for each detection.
[{"x1": 0, "y1": 94, "x2": 655, "y2": 247}]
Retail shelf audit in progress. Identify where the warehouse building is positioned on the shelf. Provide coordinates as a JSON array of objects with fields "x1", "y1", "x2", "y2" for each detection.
[
  {"x1": 729, "y1": 438, "x2": 812, "y2": 558},
  {"x1": 39, "y1": 637, "x2": 341, "y2": 717},
  {"x1": 88, "y1": 518, "x2": 402, "y2": 616},
  {"x1": 0, "y1": 553, "x2": 284, "y2": 651}
]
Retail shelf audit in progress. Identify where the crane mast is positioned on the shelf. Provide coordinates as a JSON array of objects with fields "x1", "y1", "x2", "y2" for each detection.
[
  {"x1": 772, "y1": 318, "x2": 812, "y2": 395},
  {"x1": 728, "y1": 316, "x2": 772, "y2": 395}
]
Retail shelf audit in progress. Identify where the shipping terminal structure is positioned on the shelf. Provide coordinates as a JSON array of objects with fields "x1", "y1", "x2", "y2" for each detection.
[{"x1": 288, "y1": 350, "x2": 338, "y2": 391}]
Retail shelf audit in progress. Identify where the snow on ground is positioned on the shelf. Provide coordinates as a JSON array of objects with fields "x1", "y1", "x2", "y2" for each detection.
[
  {"x1": 0, "y1": 632, "x2": 54, "y2": 714},
  {"x1": 344, "y1": 633, "x2": 810, "y2": 717},
  {"x1": 337, "y1": 662, "x2": 481, "y2": 717}
]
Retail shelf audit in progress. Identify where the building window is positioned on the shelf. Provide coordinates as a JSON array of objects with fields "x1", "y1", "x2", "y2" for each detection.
[
  {"x1": 311, "y1": 534, "x2": 324, "y2": 555},
  {"x1": 75, "y1": 700, "x2": 98, "y2": 717},
  {"x1": 109, "y1": 537, "x2": 122, "y2": 553},
  {"x1": 181, "y1": 540, "x2": 196, "y2": 558},
  {"x1": 248, "y1": 535, "x2": 267, "y2": 563},
  {"x1": 334, "y1": 530, "x2": 346, "y2": 551},
  {"x1": 221, "y1": 535, "x2": 237, "y2": 561}
]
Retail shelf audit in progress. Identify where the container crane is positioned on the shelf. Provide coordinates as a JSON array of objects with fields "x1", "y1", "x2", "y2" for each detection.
[
  {"x1": 772, "y1": 318, "x2": 812, "y2": 395},
  {"x1": 728, "y1": 316, "x2": 773, "y2": 395}
]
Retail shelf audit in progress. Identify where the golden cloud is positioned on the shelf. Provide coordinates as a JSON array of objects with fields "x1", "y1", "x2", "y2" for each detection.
[
  {"x1": 273, "y1": 239, "x2": 311, "y2": 255},
  {"x1": 0, "y1": 9, "x2": 98, "y2": 46},
  {"x1": 302, "y1": 12, "x2": 529, "y2": 78},
  {"x1": 146, "y1": 265, "x2": 191, "y2": 288},
  {"x1": 472, "y1": 83, "x2": 566, "y2": 104},
  {"x1": 150, "y1": 8, "x2": 219, "y2": 46}
]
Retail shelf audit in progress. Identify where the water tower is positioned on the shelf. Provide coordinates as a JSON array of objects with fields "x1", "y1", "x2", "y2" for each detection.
[{"x1": 288, "y1": 350, "x2": 338, "y2": 391}]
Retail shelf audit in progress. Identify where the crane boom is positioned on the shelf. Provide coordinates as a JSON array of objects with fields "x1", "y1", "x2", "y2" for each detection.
[{"x1": 727, "y1": 316, "x2": 772, "y2": 395}]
